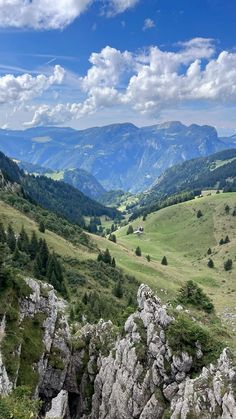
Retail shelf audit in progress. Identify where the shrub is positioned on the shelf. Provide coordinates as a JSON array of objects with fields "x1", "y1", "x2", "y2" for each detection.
[
  {"x1": 166, "y1": 312, "x2": 223, "y2": 372},
  {"x1": 207, "y1": 248, "x2": 212, "y2": 255},
  {"x1": 178, "y1": 280, "x2": 214, "y2": 313}
]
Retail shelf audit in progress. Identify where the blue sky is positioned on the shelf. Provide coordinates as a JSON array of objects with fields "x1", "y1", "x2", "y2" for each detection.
[{"x1": 0, "y1": 0, "x2": 236, "y2": 134}]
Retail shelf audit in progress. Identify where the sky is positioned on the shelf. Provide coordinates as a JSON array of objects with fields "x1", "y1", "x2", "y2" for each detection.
[{"x1": 0, "y1": 0, "x2": 236, "y2": 135}]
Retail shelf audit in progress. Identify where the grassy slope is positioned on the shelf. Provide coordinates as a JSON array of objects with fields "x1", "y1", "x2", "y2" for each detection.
[
  {"x1": 91, "y1": 193, "x2": 236, "y2": 347},
  {"x1": 0, "y1": 200, "x2": 92, "y2": 260},
  {"x1": 1, "y1": 194, "x2": 236, "y2": 346}
]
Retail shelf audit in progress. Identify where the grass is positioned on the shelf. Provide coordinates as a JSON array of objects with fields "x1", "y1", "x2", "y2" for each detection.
[
  {"x1": 1, "y1": 193, "x2": 236, "y2": 350},
  {"x1": 91, "y1": 193, "x2": 236, "y2": 350}
]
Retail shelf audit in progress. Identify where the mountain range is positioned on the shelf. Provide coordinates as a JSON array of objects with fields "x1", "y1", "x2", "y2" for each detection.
[{"x1": 0, "y1": 121, "x2": 236, "y2": 192}]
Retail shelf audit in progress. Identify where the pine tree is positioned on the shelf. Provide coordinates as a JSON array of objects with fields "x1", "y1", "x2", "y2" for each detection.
[
  {"x1": 38, "y1": 239, "x2": 49, "y2": 276},
  {"x1": 225, "y1": 204, "x2": 230, "y2": 214},
  {"x1": 225, "y1": 235, "x2": 230, "y2": 244},
  {"x1": 197, "y1": 210, "x2": 203, "y2": 218},
  {"x1": 111, "y1": 257, "x2": 116, "y2": 268},
  {"x1": 135, "y1": 246, "x2": 142, "y2": 256},
  {"x1": 207, "y1": 258, "x2": 214, "y2": 268},
  {"x1": 0, "y1": 222, "x2": 6, "y2": 244},
  {"x1": 12, "y1": 245, "x2": 21, "y2": 263},
  {"x1": 34, "y1": 254, "x2": 42, "y2": 279},
  {"x1": 29, "y1": 231, "x2": 39, "y2": 260},
  {"x1": 6, "y1": 224, "x2": 16, "y2": 252},
  {"x1": 207, "y1": 248, "x2": 212, "y2": 255},
  {"x1": 224, "y1": 259, "x2": 233, "y2": 271},
  {"x1": 146, "y1": 254, "x2": 151, "y2": 262},
  {"x1": 103, "y1": 248, "x2": 112, "y2": 265},
  {"x1": 161, "y1": 256, "x2": 168, "y2": 265},
  {"x1": 39, "y1": 220, "x2": 45, "y2": 233},
  {"x1": 97, "y1": 252, "x2": 103, "y2": 262},
  {"x1": 0, "y1": 243, "x2": 9, "y2": 289},
  {"x1": 219, "y1": 238, "x2": 225, "y2": 245},
  {"x1": 109, "y1": 234, "x2": 116, "y2": 243},
  {"x1": 17, "y1": 226, "x2": 29, "y2": 253},
  {"x1": 113, "y1": 279, "x2": 123, "y2": 299},
  {"x1": 127, "y1": 225, "x2": 134, "y2": 235},
  {"x1": 233, "y1": 209, "x2": 236, "y2": 216}
]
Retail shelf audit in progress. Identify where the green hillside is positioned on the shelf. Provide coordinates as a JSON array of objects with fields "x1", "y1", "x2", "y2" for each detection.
[
  {"x1": 92, "y1": 193, "x2": 236, "y2": 347},
  {"x1": 136, "y1": 148, "x2": 236, "y2": 218}
]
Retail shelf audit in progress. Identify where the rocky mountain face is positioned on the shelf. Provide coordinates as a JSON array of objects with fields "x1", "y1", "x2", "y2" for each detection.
[
  {"x1": 0, "y1": 122, "x2": 235, "y2": 192},
  {"x1": 0, "y1": 279, "x2": 235, "y2": 418}
]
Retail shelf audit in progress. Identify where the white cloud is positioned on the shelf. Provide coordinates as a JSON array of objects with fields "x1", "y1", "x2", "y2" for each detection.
[
  {"x1": 0, "y1": 0, "x2": 140, "y2": 30},
  {"x1": 104, "y1": 0, "x2": 139, "y2": 16},
  {"x1": 0, "y1": 65, "x2": 64, "y2": 104},
  {"x1": 7, "y1": 38, "x2": 236, "y2": 127},
  {"x1": 143, "y1": 18, "x2": 155, "y2": 31}
]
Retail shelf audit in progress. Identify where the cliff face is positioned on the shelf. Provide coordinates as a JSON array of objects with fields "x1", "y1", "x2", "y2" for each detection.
[{"x1": 0, "y1": 279, "x2": 235, "y2": 419}]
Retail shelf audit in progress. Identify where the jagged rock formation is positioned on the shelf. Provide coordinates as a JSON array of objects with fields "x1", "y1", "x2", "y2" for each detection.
[{"x1": 0, "y1": 280, "x2": 235, "y2": 418}]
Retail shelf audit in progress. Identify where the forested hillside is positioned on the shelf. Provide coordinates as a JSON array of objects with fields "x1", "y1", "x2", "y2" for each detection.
[{"x1": 0, "y1": 151, "x2": 119, "y2": 227}]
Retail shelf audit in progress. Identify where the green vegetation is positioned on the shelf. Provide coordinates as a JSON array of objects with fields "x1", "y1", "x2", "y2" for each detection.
[
  {"x1": 166, "y1": 311, "x2": 224, "y2": 373},
  {"x1": 135, "y1": 246, "x2": 142, "y2": 256},
  {"x1": 178, "y1": 281, "x2": 214, "y2": 313},
  {"x1": 0, "y1": 386, "x2": 40, "y2": 419}
]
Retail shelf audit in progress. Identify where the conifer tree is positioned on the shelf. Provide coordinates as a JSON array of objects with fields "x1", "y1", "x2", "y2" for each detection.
[
  {"x1": 224, "y1": 259, "x2": 233, "y2": 271},
  {"x1": 113, "y1": 279, "x2": 123, "y2": 298},
  {"x1": 225, "y1": 204, "x2": 230, "y2": 214},
  {"x1": 207, "y1": 248, "x2": 212, "y2": 255},
  {"x1": 0, "y1": 222, "x2": 6, "y2": 244},
  {"x1": 0, "y1": 243, "x2": 9, "y2": 289},
  {"x1": 127, "y1": 225, "x2": 134, "y2": 235},
  {"x1": 225, "y1": 235, "x2": 230, "y2": 244},
  {"x1": 39, "y1": 220, "x2": 45, "y2": 233},
  {"x1": 111, "y1": 257, "x2": 116, "y2": 268},
  {"x1": 161, "y1": 256, "x2": 168, "y2": 265},
  {"x1": 38, "y1": 239, "x2": 49, "y2": 276},
  {"x1": 17, "y1": 226, "x2": 29, "y2": 253},
  {"x1": 135, "y1": 246, "x2": 142, "y2": 256},
  {"x1": 207, "y1": 258, "x2": 214, "y2": 268},
  {"x1": 197, "y1": 210, "x2": 203, "y2": 218},
  {"x1": 6, "y1": 224, "x2": 16, "y2": 252},
  {"x1": 103, "y1": 248, "x2": 112, "y2": 264},
  {"x1": 29, "y1": 231, "x2": 39, "y2": 260}
]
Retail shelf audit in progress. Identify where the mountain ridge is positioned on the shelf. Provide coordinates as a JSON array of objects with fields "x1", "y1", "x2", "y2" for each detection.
[{"x1": 0, "y1": 121, "x2": 235, "y2": 192}]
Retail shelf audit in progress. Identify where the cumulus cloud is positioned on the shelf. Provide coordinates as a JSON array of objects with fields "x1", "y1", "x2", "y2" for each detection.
[
  {"x1": 0, "y1": 0, "x2": 140, "y2": 29},
  {"x1": 14, "y1": 38, "x2": 236, "y2": 126},
  {"x1": 0, "y1": 65, "x2": 65, "y2": 104},
  {"x1": 143, "y1": 18, "x2": 155, "y2": 31}
]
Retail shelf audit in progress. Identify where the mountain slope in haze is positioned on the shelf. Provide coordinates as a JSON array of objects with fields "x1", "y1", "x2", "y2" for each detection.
[
  {"x1": 0, "y1": 122, "x2": 235, "y2": 192},
  {"x1": 0, "y1": 151, "x2": 119, "y2": 227},
  {"x1": 18, "y1": 160, "x2": 106, "y2": 200},
  {"x1": 138, "y1": 148, "x2": 236, "y2": 212}
]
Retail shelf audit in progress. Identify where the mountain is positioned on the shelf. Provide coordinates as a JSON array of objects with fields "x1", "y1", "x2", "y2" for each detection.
[
  {"x1": 0, "y1": 151, "x2": 119, "y2": 227},
  {"x1": 18, "y1": 161, "x2": 106, "y2": 200},
  {"x1": 0, "y1": 122, "x2": 235, "y2": 192},
  {"x1": 135, "y1": 148, "x2": 236, "y2": 214}
]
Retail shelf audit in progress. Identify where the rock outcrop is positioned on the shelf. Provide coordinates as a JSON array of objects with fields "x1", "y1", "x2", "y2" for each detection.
[{"x1": 0, "y1": 280, "x2": 235, "y2": 418}]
